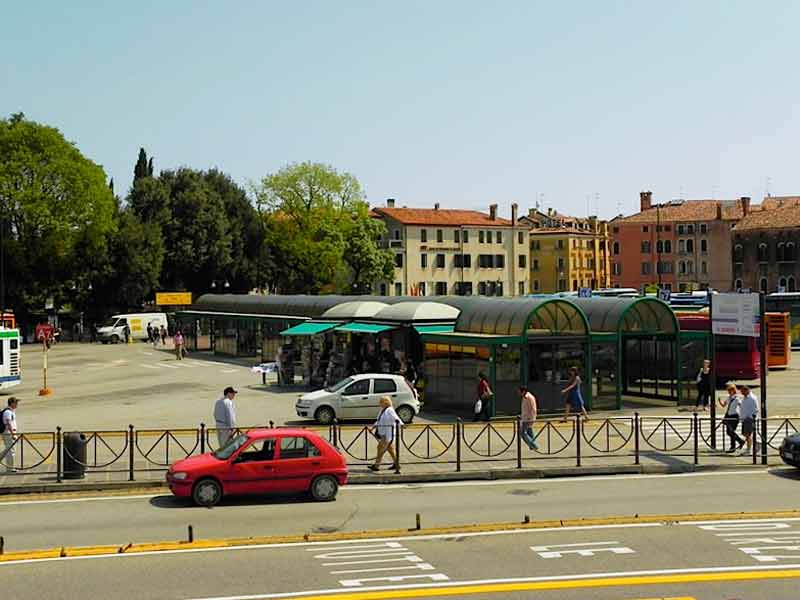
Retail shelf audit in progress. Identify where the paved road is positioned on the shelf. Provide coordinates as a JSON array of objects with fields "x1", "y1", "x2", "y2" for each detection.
[
  {"x1": 7, "y1": 513, "x2": 800, "y2": 599},
  {"x1": 2, "y1": 468, "x2": 800, "y2": 552}
]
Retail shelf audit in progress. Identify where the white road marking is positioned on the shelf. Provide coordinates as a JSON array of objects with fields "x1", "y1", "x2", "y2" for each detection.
[
  {"x1": 140, "y1": 364, "x2": 160, "y2": 370},
  {"x1": 220, "y1": 368, "x2": 239, "y2": 373},
  {"x1": 531, "y1": 541, "x2": 636, "y2": 558},
  {"x1": 157, "y1": 363, "x2": 180, "y2": 369},
  {"x1": 184, "y1": 562, "x2": 800, "y2": 600}
]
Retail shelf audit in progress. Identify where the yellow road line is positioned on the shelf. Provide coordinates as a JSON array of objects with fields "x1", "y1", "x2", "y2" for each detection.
[
  {"x1": 257, "y1": 571, "x2": 799, "y2": 600},
  {"x1": 2, "y1": 509, "x2": 800, "y2": 562}
]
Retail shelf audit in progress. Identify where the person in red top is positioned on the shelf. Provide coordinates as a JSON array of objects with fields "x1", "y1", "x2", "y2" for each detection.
[{"x1": 475, "y1": 372, "x2": 493, "y2": 422}]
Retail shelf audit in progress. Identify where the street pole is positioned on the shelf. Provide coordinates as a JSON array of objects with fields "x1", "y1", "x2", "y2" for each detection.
[
  {"x1": 759, "y1": 293, "x2": 768, "y2": 465},
  {"x1": 708, "y1": 289, "x2": 716, "y2": 449},
  {"x1": 38, "y1": 337, "x2": 53, "y2": 396},
  {"x1": 0, "y1": 212, "x2": 5, "y2": 316}
]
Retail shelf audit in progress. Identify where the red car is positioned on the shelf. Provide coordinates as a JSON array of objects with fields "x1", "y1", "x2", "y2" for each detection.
[{"x1": 166, "y1": 428, "x2": 348, "y2": 506}]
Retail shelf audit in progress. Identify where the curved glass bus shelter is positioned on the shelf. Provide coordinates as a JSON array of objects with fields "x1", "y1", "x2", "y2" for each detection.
[
  {"x1": 420, "y1": 298, "x2": 589, "y2": 416},
  {"x1": 571, "y1": 297, "x2": 680, "y2": 409}
]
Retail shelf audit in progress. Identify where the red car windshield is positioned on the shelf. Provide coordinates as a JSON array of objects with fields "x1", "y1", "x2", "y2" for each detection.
[{"x1": 212, "y1": 434, "x2": 249, "y2": 459}]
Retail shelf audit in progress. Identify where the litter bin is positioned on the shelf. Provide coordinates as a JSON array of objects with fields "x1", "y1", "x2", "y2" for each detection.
[{"x1": 63, "y1": 432, "x2": 87, "y2": 479}]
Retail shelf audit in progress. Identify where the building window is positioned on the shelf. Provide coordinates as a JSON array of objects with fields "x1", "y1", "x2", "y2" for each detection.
[
  {"x1": 679, "y1": 261, "x2": 686, "y2": 274},
  {"x1": 678, "y1": 239, "x2": 686, "y2": 253},
  {"x1": 496, "y1": 282, "x2": 504, "y2": 296},
  {"x1": 436, "y1": 229, "x2": 443, "y2": 243},
  {"x1": 612, "y1": 241, "x2": 620, "y2": 255},
  {"x1": 462, "y1": 230, "x2": 469, "y2": 243},
  {"x1": 777, "y1": 242, "x2": 786, "y2": 262},
  {"x1": 758, "y1": 243, "x2": 769, "y2": 262},
  {"x1": 612, "y1": 263, "x2": 621, "y2": 276},
  {"x1": 558, "y1": 279, "x2": 567, "y2": 292},
  {"x1": 518, "y1": 231, "x2": 524, "y2": 244},
  {"x1": 454, "y1": 229, "x2": 460, "y2": 243},
  {"x1": 557, "y1": 240, "x2": 565, "y2": 250},
  {"x1": 497, "y1": 231, "x2": 503, "y2": 244},
  {"x1": 533, "y1": 280, "x2": 540, "y2": 291},
  {"x1": 700, "y1": 239, "x2": 707, "y2": 253},
  {"x1": 734, "y1": 279, "x2": 742, "y2": 291},
  {"x1": 478, "y1": 254, "x2": 494, "y2": 268},
  {"x1": 687, "y1": 260, "x2": 694, "y2": 274},
  {"x1": 395, "y1": 282, "x2": 403, "y2": 295},
  {"x1": 557, "y1": 257, "x2": 565, "y2": 270},
  {"x1": 418, "y1": 282, "x2": 427, "y2": 296},
  {"x1": 487, "y1": 231, "x2": 493, "y2": 244},
  {"x1": 613, "y1": 226, "x2": 619, "y2": 233},
  {"x1": 779, "y1": 277, "x2": 788, "y2": 290},
  {"x1": 657, "y1": 261, "x2": 673, "y2": 274},
  {"x1": 479, "y1": 231, "x2": 485, "y2": 243},
  {"x1": 379, "y1": 283, "x2": 387, "y2": 296},
  {"x1": 656, "y1": 240, "x2": 663, "y2": 253},
  {"x1": 700, "y1": 223, "x2": 707, "y2": 234},
  {"x1": 664, "y1": 225, "x2": 671, "y2": 232},
  {"x1": 435, "y1": 254, "x2": 445, "y2": 268},
  {"x1": 573, "y1": 239, "x2": 578, "y2": 249},
  {"x1": 532, "y1": 259, "x2": 539, "y2": 271},
  {"x1": 760, "y1": 277, "x2": 768, "y2": 294},
  {"x1": 421, "y1": 253, "x2": 427, "y2": 268},
  {"x1": 664, "y1": 240, "x2": 672, "y2": 253},
  {"x1": 687, "y1": 224, "x2": 695, "y2": 235},
  {"x1": 641, "y1": 262, "x2": 652, "y2": 275},
  {"x1": 787, "y1": 242, "x2": 796, "y2": 261},
  {"x1": 686, "y1": 239, "x2": 694, "y2": 253},
  {"x1": 789, "y1": 276, "x2": 797, "y2": 292},
  {"x1": 518, "y1": 254, "x2": 526, "y2": 268},
  {"x1": 456, "y1": 281, "x2": 473, "y2": 296},
  {"x1": 435, "y1": 282, "x2": 447, "y2": 295},
  {"x1": 478, "y1": 282, "x2": 487, "y2": 295},
  {"x1": 531, "y1": 240, "x2": 541, "y2": 250},
  {"x1": 572, "y1": 279, "x2": 578, "y2": 291},
  {"x1": 677, "y1": 224, "x2": 685, "y2": 235},
  {"x1": 495, "y1": 254, "x2": 505, "y2": 268},
  {"x1": 420, "y1": 229, "x2": 427, "y2": 243},
  {"x1": 734, "y1": 243, "x2": 743, "y2": 262},
  {"x1": 518, "y1": 282, "x2": 525, "y2": 295},
  {"x1": 641, "y1": 240, "x2": 651, "y2": 253},
  {"x1": 701, "y1": 261, "x2": 707, "y2": 274},
  {"x1": 394, "y1": 253, "x2": 403, "y2": 268},
  {"x1": 393, "y1": 229, "x2": 401, "y2": 240},
  {"x1": 642, "y1": 225, "x2": 649, "y2": 233}
]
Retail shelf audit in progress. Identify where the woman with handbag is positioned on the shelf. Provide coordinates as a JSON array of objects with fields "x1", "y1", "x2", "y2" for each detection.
[
  {"x1": 475, "y1": 372, "x2": 493, "y2": 422},
  {"x1": 368, "y1": 396, "x2": 401, "y2": 472}
]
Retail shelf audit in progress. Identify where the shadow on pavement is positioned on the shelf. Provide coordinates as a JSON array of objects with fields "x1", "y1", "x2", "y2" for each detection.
[
  {"x1": 149, "y1": 492, "x2": 315, "y2": 509},
  {"x1": 767, "y1": 466, "x2": 800, "y2": 481}
]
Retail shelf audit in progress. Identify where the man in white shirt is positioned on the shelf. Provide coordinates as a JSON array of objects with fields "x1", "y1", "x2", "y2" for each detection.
[
  {"x1": 1, "y1": 397, "x2": 19, "y2": 472},
  {"x1": 738, "y1": 385, "x2": 759, "y2": 456},
  {"x1": 213, "y1": 387, "x2": 237, "y2": 448}
]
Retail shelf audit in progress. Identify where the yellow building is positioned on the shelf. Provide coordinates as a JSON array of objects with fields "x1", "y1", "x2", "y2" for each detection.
[{"x1": 520, "y1": 209, "x2": 611, "y2": 293}]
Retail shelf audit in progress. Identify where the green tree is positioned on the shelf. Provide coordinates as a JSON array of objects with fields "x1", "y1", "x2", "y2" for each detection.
[
  {"x1": 133, "y1": 148, "x2": 149, "y2": 181},
  {"x1": 0, "y1": 113, "x2": 116, "y2": 320},
  {"x1": 254, "y1": 162, "x2": 392, "y2": 293}
]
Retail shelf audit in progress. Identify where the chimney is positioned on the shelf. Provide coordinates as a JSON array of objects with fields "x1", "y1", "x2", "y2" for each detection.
[
  {"x1": 716, "y1": 203, "x2": 722, "y2": 220},
  {"x1": 434, "y1": 202, "x2": 440, "y2": 210},
  {"x1": 740, "y1": 196, "x2": 751, "y2": 216},
  {"x1": 386, "y1": 198, "x2": 395, "y2": 208},
  {"x1": 489, "y1": 204, "x2": 498, "y2": 220},
  {"x1": 640, "y1": 191, "x2": 652, "y2": 212},
  {"x1": 511, "y1": 202, "x2": 518, "y2": 223}
]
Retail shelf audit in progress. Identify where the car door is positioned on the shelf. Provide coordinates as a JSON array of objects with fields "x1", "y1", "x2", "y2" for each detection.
[
  {"x1": 272, "y1": 435, "x2": 323, "y2": 493},
  {"x1": 226, "y1": 438, "x2": 276, "y2": 496},
  {"x1": 338, "y1": 378, "x2": 372, "y2": 419},
  {"x1": 371, "y1": 378, "x2": 399, "y2": 414}
]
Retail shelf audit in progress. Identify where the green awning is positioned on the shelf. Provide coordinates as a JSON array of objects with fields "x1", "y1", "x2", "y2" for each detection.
[
  {"x1": 335, "y1": 322, "x2": 396, "y2": 334},
  {"x1": 279, "y1": 321, "x2": 341, "y2": 336},
  {"x1": 414, "y1": 325, "x2": 455, "y2": 334}
]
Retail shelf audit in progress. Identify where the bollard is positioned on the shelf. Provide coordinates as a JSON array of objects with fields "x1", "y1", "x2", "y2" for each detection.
[
  {"x1": 633, "y1": 413, "x2": 640, "y2": 466},
  {"x1": 333, "y1": 419, "x2": 339, "y2": 449},
  {"x1": 516, "y1": 417, "x2": 522, "y2": 469},
  {"x1": 523, "y1": 515, "x2": 530, "y2": 524},
  {"x1": 188, "y1": 525, "x2": 194, "y2": 543},
  {"x1": 269, "y1": 421, "x2": 275, "y2": 429},
  {"x1": 575, "y1": 415, "x2": 582, "y2": 467},
  {"x1": 0, "y1": 536, "x2": 4, "y2": 555},
  {"x1": 56, "y1": 426, "x2": 62, "y2": 483},
  {"x1": 693, "y1": 412, "x2": 699, "y2": 465},
  {"x1": 128, "y1": 424, "x2": 135, "y2": 482},
  {"x1": 200, "y1": 423, "x2": 206, "y2": 454},
  {"x1": 456, "y1": 419, "x2": 462, "y2": 472},
  {"x1": 415, "y1": 513, "x2": 421, "y2": 530}
]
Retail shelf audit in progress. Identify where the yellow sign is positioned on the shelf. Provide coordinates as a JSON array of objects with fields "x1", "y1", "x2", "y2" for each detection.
[{"x1": 156, "y1": 292, "x2": 193, "y2": 306}]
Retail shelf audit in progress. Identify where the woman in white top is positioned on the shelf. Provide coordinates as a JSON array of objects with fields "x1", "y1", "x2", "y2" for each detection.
[
  {"x1": 368, "y1": 396, "x2": 401, "y2": 472},
  {"x1": 718, "y1": 383, "x2": 744, "y2": 453}
]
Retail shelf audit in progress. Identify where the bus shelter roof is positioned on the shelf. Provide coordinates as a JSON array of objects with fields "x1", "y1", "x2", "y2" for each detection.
[
  {"x1": 570, "y1": 297, "x2": 678, "y2": 335},
  {"x1": 452, "y1": 297, "x2": 589, "y2": 338}
]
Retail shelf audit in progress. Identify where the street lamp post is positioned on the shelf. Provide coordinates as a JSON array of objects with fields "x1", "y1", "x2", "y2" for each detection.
[{"x1": 211, "y1": 280, "x2": 231, "y2": 292}]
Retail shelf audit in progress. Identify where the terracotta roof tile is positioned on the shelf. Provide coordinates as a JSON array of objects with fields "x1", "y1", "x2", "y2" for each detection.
[
  {"x1": 761, "y1": 196, "x2": 800, "y2": 210},
  {"x1": 734, "y1": 205, "x2": 800, "y2": 231},
  {"x1": 373, "y1": 207, "x2": 513, "y2": 227},
  {"x1": 618, "y1": 199, "x2": 745, "y2": 223}
]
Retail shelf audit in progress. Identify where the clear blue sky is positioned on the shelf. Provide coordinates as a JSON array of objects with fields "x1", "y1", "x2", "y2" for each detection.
[{"x1": 3, "y1": 1, "x2": 799, "y2": 218}]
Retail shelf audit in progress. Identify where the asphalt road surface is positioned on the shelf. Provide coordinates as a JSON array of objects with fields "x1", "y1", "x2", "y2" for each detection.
[{"x1": 8, "y1": 513, "x2": 800, "y2": 600}]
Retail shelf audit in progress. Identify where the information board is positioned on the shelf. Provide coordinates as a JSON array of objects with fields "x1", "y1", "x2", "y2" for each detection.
[{"x1": 711, "y1": 292, "x2": 760, "y2": 337}]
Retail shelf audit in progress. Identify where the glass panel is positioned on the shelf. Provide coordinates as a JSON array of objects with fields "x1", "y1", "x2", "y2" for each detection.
[
  {"x1": 495, "y1": 345, "x2": 522, "y2": 415},
  {"x1": 591, "y1": 341, "x2": 618, "y2": 410}
]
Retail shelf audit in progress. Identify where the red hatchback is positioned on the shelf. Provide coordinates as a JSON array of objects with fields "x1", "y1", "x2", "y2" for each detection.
[{"x1": 166, "y1": 428, "x2": 348, "y2": 506}]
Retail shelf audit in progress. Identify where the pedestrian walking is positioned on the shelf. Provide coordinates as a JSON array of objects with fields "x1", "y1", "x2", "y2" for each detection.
[
  {"x1": 738, "y1": 384, "x2": 759, "y2": 456},
  {"x1": 695, "y1": 359, "x2": 712, "y2": 411},
  {"x1": 174, "y1": 329, "x2": 185, "y2": 360},
  {"x1": 368, "y1": 396, "x2": 401, "y2": 472},
  {"x1": 213, "y1": 387, "x2": 237, "y2": 448},
  {"x1": 519, "y1": 386, "x2": 539, "y2": 450},
  {"x1": 146, "y1": 323, "x2": 153, "y2": 345},
  {"x1": 160, "y1": 325, "x2": 167, "y2": 346},
  {"x1": 561, "y1": 367, "x2": 589, "y2": 421},
  {"x1": 719, "y1": 383, "x2": 744, "y2": 453},
  {"x1": 0, "y1": 397, "x2": 19, "y2": 472},
  {"x1": 123, "y1": 323, "x2": 131, "y2": 344},
  {"x1": 475, "y1": 372, "x2": 493, "y2": 422}
]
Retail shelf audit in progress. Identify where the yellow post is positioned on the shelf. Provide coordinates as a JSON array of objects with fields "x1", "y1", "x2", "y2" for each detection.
[{"x1": 38, "y1": 337, "x2": 53, "y2": 396}]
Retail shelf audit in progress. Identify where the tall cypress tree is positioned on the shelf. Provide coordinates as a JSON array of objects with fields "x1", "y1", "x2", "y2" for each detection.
[
  {"x1": 147, "y1": 157, "x2": 154, "y2": 177},
  {"x1": 133, "y1": 148, "x2": 148, "y2": 181}
]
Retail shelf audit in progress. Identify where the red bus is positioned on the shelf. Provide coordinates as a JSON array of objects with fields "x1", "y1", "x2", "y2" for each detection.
[{"x1": 678, "y1": 313, "x2": 760, "y2": 382}]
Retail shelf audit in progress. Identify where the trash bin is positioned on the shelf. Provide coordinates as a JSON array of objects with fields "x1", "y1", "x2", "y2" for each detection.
[{"x1": 63, "y1": 432, "x2": 87, "y2": 479}]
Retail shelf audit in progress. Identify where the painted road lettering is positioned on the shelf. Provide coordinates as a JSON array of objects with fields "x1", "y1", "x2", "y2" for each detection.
[
  {"x1": 307, "y1": 541, "x2": 449, "y2": 587},
  {"x1": 698, "y1": 521, "x2": 800, "y2": 563},
  {"x1": 531, "y1": 540, "x2": 636, "y2": 558}
]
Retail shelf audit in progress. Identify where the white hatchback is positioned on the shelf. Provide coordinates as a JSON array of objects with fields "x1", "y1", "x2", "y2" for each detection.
[{"x1": 295, "y1": 374, "x2": 421, "y2": 425}]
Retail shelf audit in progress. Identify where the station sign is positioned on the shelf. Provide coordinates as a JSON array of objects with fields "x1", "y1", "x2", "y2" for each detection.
[{"x1": 156, "y1": 292, "x2": 193, "y2": 306}]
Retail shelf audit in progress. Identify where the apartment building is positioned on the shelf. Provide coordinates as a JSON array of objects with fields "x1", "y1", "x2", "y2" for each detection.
[
  {"x1": 519, "y1": 209, "x2": 611, "y2": 293},
  {"x1": 372, "y1": 200, "x2": 530, "y2": 297},
  {"x1": 732, "y1": 203, "x2": 800, "y2": 293},
  {"x1": 610, "y1": 192, "x2": 747, "y2": 292}
]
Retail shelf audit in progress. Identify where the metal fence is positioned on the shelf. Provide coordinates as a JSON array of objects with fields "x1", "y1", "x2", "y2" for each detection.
[{"x1": 0, "y1": 414, "x2": 795, "y2": 482}]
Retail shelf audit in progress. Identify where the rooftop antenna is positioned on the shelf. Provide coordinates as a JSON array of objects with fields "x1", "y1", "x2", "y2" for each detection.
[
  {"x1": 766, "y1": 176, "x2": 772, "y2": 197},
  {"x1": 585, "y1": 194, "x2": 591, "y2": 218},
  {"x1": 679, "y1": 185, "x2": 685, "y2": 200},
  {"x1": 594, "y1": 192, "x2": 600, "y2": 217},
  {"x1": 617, "y1": 196, "x2": 624, "y2": 216}
]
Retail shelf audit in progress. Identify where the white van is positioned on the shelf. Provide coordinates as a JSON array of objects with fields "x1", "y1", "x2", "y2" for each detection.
[{"x1": 97, "y1": 313, "x2": 168, "y2": 343}]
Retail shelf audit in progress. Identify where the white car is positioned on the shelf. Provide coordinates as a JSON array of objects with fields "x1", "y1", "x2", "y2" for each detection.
[{"x1": 296, "y1": 374, "x2": 421, "y2": 425}]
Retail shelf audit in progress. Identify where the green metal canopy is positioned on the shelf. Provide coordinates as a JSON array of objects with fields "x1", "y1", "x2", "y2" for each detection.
[
  {"x1": 413, "y1": 324, "x2": 455, "y2": 334},
  {"x1": 335, "y1": 322, "x2": 396, "y2": 334},
  {"x1": 279, "y1": 321, "x2": 341, "y2": 336}
]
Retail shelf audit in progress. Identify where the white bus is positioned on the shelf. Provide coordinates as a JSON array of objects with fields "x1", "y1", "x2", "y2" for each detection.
[{"x1": 0, "y1": 329, "x2": 21, "y2": 390}]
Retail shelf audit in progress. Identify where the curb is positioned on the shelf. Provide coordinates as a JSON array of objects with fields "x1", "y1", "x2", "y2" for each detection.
[{"x1": 0, "y1": 462, "x2": 772, "y2": 497}]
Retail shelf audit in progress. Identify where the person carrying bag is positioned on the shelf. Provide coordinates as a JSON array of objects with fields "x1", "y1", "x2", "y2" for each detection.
[{"x1": 475, "y1": 372, "x2": 493, "y2": 422}]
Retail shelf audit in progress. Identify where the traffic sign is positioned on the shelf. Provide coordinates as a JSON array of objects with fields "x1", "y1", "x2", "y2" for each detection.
[
  {"x1": 578, "y1": 287, "x2": 592, "y2": 298},
  {"x1": 658, "y1": 288, "x2": 671, "y2": 302}
]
